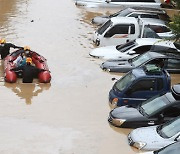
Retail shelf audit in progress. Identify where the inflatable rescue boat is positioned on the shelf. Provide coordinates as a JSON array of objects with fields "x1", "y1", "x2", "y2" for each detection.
[{"x1": 4, "y1": 49, "x2": 51, "y2": 83}]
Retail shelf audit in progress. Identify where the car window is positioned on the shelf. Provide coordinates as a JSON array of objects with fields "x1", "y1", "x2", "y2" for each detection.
[
  {"x1": 116, "y1": 40, "x2": 136, "y2": 52},
  {"x1": 107, "y1": 24, "x2": 129, "y2": 37},
  {"x1": 141, "y1": 94, "x2": 168, "y2": 116},
  {"x1": 128, "y1": 13, "x2": 139, "y2": 18},
  {"x1": 131, "y1": 79, "x2": 156, "y2": 93},
  {"x1": 133, "y1": 45, "x2": 152, "y2": 54},
  {"x1": 115, "y1": 73, "x2": 136, "y2": 92},
  {"x1": 160, "y1": 118, "x2": 180, "y2": 138},
  {"x1": 140, "y1": 14, "x2": 159, "y2": 19},
  {"x1": 132, "y1": 52, "x2": 151, "y2": 67},
  {"x1": 163, "y1": 105, "x2": 180, "y2": 117},
  {"x1": 148, "y1": 25, "x2": 171, "y2": 33},
  {"x1": 97, "y1": 20, "x2": 112, "y2": 35},
  {"x1": 167, "y1": 58, "x2": 180, "y2": 69},
  {"x1": 157, "y1": 142, "x2": 180, "y2": 154},
  {"x1": 142, "y1": 27, "x2": 161, "y2": 39},
  {"x1": 130, "y1": 24, "x2": 135, "y2": 34},
  {"x1": 146, "y1": 58, "x2": 165, "y2": 68}
]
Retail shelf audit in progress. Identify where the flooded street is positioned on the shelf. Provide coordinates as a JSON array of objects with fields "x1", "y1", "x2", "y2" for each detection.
[{"x1": 0, "y1": 0, "x2": 179, "y2": 154}]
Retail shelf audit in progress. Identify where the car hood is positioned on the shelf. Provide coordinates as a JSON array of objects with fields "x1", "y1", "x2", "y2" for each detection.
[
  {"x1": 100, "y1": 59, "x2": 133, "y2": 72},
  {"x1": 111, "y1": 106, "x2": 144, "y2": 120},
  {"x1": 130, "y1": 126, "x2": 169, "y2": 150},
  {"x1": 89, "y1": 46, "x2": 121, "y2": 59}
]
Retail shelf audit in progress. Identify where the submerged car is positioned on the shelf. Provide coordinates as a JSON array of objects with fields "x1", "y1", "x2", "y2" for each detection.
[
  {"x1": 89, "y1": 38, "x2": 179, "y2": 60},
  {"x1": 92, "y1": 7, "x2": 170, "y2": 25},
  {"x1": 101, "y1": 47, "x2": 180, "y2": 73},
  {"x1": 108, "y1": 84, "x2": 180, "y2": 128},
  {"x1": 143, "y1": 142, "x2": 180, "y2": 154},
  {"x1": 109, "y1": 64, "x2": 171, "y2": 108},
  {"x1": 128, "y1": 116, "x2": 180, "y2": 151},
  {"x1": 75, "y1": 0, "x2": 161, "y2": 8},
  {"x1": 93, "y1": 17, "x2": 172, "y2": 47}
]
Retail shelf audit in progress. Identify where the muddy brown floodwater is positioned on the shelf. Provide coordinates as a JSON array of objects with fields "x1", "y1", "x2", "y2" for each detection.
[{"x1": 0, "y1": 0, "x2": 179, "y2": 154}]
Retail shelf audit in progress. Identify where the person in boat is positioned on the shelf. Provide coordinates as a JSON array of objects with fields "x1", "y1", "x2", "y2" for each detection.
[
  {"x1": 11, "y1": 57, "x2": 45, "y2": 83},
  {"x1": 13, "y1": 46, "x2": 31, "y2": 67},
  {"x1": 0, "y1": 39, "x2": 22, "y2": 59},
  {"x1": 23, "y1": 46, "x2": 32, "y2": 57},
  {"x1": 13, "y1": 52, "x2": 27, "y2": 67}
]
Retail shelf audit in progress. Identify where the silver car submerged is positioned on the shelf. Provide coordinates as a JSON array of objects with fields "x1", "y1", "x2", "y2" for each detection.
[{"x1": 128, "y1": 116, "x2": 180, "y2": 151}]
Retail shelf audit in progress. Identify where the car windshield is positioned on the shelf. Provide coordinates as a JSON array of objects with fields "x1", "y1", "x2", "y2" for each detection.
[
  {"x1": 109, "y1": 8, "x2": 131, "y2": 18},
  {"x1": 155, "y1": 142, "x2": 180, "y2": 154},
  {"x1": 132, "y1": 52, "x2": 151, "y2": 67},
  {"x1": 140, "y1": 93, "x2": 172, "y2": 116},
  {"x1": 116, "y1": 40, "x2": 137, "y2": 53},
  {"x1": 158, "y1": 117, "x2": 180, "y2": 138},
  {"x1": 115, "y1": 72, "x2": 136, "y2": 92},
  {"x1": 97, "y1": 20, "x2": 112, "y2": 35}
]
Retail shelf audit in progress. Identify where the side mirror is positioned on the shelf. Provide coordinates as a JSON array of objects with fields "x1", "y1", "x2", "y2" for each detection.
[
  {"x1": 104, "y1": 31, "x2": 111, "y2": 38},
  {"x1": 112, "y1": 77, "x2": 118, "y2": 81}
]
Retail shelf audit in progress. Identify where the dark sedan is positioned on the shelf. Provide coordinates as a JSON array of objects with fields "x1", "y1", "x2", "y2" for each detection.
[
  {"x1": 108, "y1": 84, "x2": 180, "y2": 128},
  {"x1": 101, "y1": 46, "x2": 180, "y2": 73}
]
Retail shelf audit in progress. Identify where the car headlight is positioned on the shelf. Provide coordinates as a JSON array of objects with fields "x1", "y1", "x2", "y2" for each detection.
[
  {"x1": 133, "y1": 142, "x2": 146, "y2": 150},
  {"x1": 112, "y1": 119, "x2": 126, "y2": 126},
  {"x1": 111, "y1": 98, "x2": 118, "y2": 107}
]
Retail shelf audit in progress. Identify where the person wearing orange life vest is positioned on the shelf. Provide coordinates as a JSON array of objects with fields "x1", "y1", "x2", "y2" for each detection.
[
  {"x1": 13, "y1": 46, "x2": 32, "y2": 67},
  {"x1": 11, "y1": 57, "x2": 45, "y2": 83}
]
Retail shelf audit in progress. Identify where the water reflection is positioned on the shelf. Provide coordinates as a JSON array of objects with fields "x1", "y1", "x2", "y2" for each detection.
[{"x1": 4, "y1": 82, "x2": 51, "y2": 105}]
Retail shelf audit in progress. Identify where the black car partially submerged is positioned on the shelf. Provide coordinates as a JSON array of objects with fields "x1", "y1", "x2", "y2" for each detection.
[{"x1": 108, "y1": 84, "x2": 180, "y2": 128}]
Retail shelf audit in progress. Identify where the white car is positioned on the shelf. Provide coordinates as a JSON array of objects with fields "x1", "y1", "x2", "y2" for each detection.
[
  {"x1": 142, "y1": 142, "x2": 180, "y2": 154},
  {"x1": 92, "y1": 7, "x2": 170, "y2": 25},
  {"x1": 141, "y1": 18, "x2": 174, "y2": 39},
  {"x1": 89, "y1": 38, "x2": 179, "y2": 60},
  {"x1": 93, "y1": 17, "x2": 173, "y2": 47},
  {"x1": 128, "y1": 116, "x2": 180, "y2": 151},
  {"x1": 75, "y1": 0, "x2": 161, "y2": 8}
]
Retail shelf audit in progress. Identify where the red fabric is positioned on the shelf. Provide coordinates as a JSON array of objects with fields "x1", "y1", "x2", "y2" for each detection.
[{"x1": 164, "y1": 0, "x2": 170, "y2": 3}]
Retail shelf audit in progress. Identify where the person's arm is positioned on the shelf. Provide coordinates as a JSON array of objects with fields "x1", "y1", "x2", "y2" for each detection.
[{"x1": 7, "y1": 43, "x2": 22, "y2": 49}]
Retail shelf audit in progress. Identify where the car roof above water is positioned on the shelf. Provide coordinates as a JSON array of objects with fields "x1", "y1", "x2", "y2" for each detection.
[
  {"x1": 125, "y1": 6, "x2": 166, "y2": 14},
  {"x1": 132, "y1": 65, "x2": 165, "y2": 78},
  {"x1": 110, "y1": 16, "x2": 138, "y2": 24}
]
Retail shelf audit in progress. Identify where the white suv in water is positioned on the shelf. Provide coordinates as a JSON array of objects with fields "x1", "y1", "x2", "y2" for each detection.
[{"x1": 93, "y1": 17, "x2": 173, "y2": 47}]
